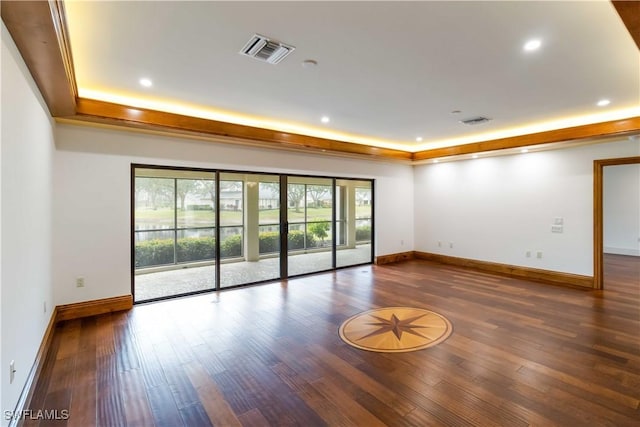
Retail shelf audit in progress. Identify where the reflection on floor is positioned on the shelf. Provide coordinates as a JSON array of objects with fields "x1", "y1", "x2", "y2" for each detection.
[{"x1": 135, "y1": 244, "x2": 372, "y2": 301}]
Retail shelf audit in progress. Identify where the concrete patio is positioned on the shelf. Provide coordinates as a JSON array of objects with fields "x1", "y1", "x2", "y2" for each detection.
[{"x1": 135, "y1": 244, "x2": 371, "y2": 301}]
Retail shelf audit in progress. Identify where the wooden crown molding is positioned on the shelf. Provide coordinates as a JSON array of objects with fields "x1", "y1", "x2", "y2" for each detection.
[
  {"x1": 3, "y1": 0, "x2": 639, "y2": 161},
  {"x1": 1, "y1": 0, "x2": 77, "y2": 116},
  {"x1": 613, "y1": 1, "x2": 640, "y2": 50},
  {"x1": 412, "y1": 116, "x2": 640, "y2": 161},
  {"x1": 72, "y1": 98, "x2": 413, "y2": 161}
]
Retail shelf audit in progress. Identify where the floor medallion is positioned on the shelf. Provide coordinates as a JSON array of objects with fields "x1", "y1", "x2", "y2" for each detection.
[{"x1": 339, "y1": 307, "x2": 453, "y2": 353}]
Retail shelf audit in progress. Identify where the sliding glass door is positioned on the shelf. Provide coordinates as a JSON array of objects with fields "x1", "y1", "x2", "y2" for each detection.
[
  {"x1": 133, "y1": 168, "x2": 216, "y2": 302},
  {"x1": 219, "y1": 173, "x2": 282, "y2": 288},
  {"x1": 133, "y1": 165, "x2": 373, "y2": 302},
  {"x1": 336, "y1": 180, "x2": 373, "y2": 268},
  {"x1": 286, "y1": 176, "x2": 334, "y2": 276}
]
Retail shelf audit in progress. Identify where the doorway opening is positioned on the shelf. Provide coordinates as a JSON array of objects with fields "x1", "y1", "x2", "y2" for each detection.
[{"x1": 593, "y1": 156, "x2": 640, "y2": 289}]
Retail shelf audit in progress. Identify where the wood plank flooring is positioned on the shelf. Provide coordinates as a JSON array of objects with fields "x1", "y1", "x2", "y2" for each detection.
[{"x1": 23, "y1": 255, "x2": 640, "y2": 426}]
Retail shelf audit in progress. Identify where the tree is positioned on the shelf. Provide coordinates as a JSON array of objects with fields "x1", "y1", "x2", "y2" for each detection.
[
  {"x1": 194, "y1": 179, "x2": 216, "y2": 207},
  {"x1": 308, "y1": 222, "x2": 330, "y2": 245},
  {"x1": 136, "y1": 177, "x2": 173, "y2": 209},
  {"x1": 191, "y1": 180, "x2": 241, "y2": 208},
  {"x1": 176, "y1": 179, "x2": 199, "y2": 210},
  {"x1": 307, "y1": 185, "x2": 330, "y2": 208},
  {"x1": 287, "y1": 184, "x2": 305, "y2": 213},
  {"x1": 220, "y1": 181, "x2": 242, "y2": 192}
]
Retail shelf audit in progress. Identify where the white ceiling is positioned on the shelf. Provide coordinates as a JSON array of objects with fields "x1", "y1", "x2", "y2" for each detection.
[{"x1": 64, "y1": 1, "x2": 640, "y2": 152}]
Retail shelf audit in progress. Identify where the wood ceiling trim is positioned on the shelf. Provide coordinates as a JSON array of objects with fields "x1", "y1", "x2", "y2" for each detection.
[
  {"x1": 412, "y1": 117, "x2": 640, "y2": 161},
  {"x1": 3, "y1": 1, "x2": 638, "y2": 162},
  {"x1": 612, "y1": 0, "x2": 640, "y2": 50},
  {"x1": 73, "y1": 98, "x2": 413, "y2": 161},
  {"x1": 1, "y1": 0, "x2": 76, "y2": 116}
]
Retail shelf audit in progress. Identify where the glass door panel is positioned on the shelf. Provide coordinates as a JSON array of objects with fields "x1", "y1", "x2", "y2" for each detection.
[
  {"x1": 287, "y1": 176, "x2": 334, "y2": 276},
  {"x1": 336, "y1": 179, "x2": 373, "y2": 268},
  {"x1": 220, "y1": 173, "x2": 281, "y2": 287},
  {"x1": 134, "y1": 168, "x2": 216, "y2": 302}
]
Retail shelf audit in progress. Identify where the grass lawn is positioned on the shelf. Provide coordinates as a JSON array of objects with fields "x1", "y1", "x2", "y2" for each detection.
[{"x1": 135, "y1": 206, "x2": 372, "y2": 228}]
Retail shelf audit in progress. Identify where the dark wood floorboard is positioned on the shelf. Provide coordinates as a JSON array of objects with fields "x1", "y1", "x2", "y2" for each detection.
[{"x1": 23, "y1": 254, "x2": 640, "y2": 426}]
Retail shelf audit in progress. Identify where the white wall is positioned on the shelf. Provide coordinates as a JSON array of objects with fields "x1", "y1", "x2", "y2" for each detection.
[
  {"x1": 604, "y1": 163, "x2": 640, "y2": 256},
  {"x1": 1, "y1": 24, "x2": 56, "y2": 424},
  {"x1": 53, "y1": 124, "x2": 415, "y2": 305},
  {"x1": 414, "y1": 139, "x2": 640, "y2": 276}
]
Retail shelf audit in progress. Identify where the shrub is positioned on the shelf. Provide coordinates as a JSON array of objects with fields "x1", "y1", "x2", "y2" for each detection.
[
  {"x1": 135, "y1": 228, "x2": 321, "y2": 268},
  {"x1": 187, "y1": 204, "x2": 212, "y2": 211},
  {"x1": 176, "y1": 236, "x2": 215, "y2": 263},
  {"x1": 356, "y1": 225, "x2": 371, "y2": 242},
  {"x1": 288, "y1": 230, "x2": 315, "y2": 250},
  {"x1": 136, "y1": 236, "x2": 217, "y2": 267},
  {"x1": 259, "y1": 231, "x2": 280, "y2": 254},
  {"x1": 135, "y1": 239, "x2": 175, "y2": 267},
  {"x1": 221, "y1": 234, "x2": 242, "y2": 258},
  {"x1": 308, "y1": 222, "x2": 330, "y2": 243},
  {"x1": 258, "y1": 230, "x2": 319, "y2": 253}
]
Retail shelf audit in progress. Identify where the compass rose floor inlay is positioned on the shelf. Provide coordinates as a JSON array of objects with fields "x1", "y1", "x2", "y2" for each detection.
[{"x1": 339, "y1": 307, "x2": 453, "y2": 353}]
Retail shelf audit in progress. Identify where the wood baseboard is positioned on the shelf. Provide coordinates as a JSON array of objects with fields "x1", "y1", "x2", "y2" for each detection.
[
  {"x1": 375, "y1": 251, "x2": 416, "y2": 265},
  {"x1": 10, "y1": 296, "x2": 132, "y2": 425},
  {"x1": 56, "y1": 295, "x2": 133, "y2": 322},
  {"x1": 9, "y1": 307, "x2": 58, "y2": 427},
  {"x1": 414, "y1": 251, "x2": 594, "y2": 288}
]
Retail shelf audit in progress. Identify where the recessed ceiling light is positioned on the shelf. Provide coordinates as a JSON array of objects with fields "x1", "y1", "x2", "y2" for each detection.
[
  {"x1": 523, "y1": 39, "x2": 542, "y2": 52},
  {"x1": 302, "y1": 59, "x2": 318, "y2": 68},
  {"x1": 521, "y1": 148, "x2": 529, "y2": 153},
  {"x1": 416, "y1": 137, "x2": 423, "y2": 142},
  {"x1": 321, "y1": 116, "x2": 330, "y2": 124},
  {"x1": 139, "y1": 78, "x2": 153, "y2": 88},
  {"x1": 450, "y1": 110, "x2": 461, "y2": 115},
  {"x1": 597, "y1": 99, "x2": 611, "y2": 107}
]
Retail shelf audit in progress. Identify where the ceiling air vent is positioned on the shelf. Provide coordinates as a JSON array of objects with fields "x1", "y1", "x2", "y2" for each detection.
[
  {"x1": 239, "y1": 34, "x2": 295, "y2": 64},
  {"x1": 460, "y1": 116, "x2": 492, "y2": 125}
]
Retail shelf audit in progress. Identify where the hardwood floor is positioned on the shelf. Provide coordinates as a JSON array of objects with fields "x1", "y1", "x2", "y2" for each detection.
[{"x1": 24, "y1": 255, "x2": 639, "y2": 426}]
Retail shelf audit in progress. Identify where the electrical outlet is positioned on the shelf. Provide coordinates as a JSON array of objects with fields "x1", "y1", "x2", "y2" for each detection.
[
  {"x1": 76, "y1": 277, "x2": 85, "y2": 288},
  {"x1": 400, "y1": 240, "x2": 404, "y2": 246},
  {"x1": 437, "y1": 241, "x2": 442, "y2": 247},
  {"x1": 10, "y1": 360, "x2": 15, "y2": 384},
  {"x1": 526, "y1": 251, "x2": 531, "y2": 258},
  {"x1": 44, "y1": 301, "x2": 47, "y2": 313},
  {"x1": 449, "y1": 242, "x2": 454, "y2": 249},
  {"x1": 551, "y1": 225, "x2": 563, "y2": 233},
  {"x1": 536, "y1": 251, "x2": 543, "y2": 259}
]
